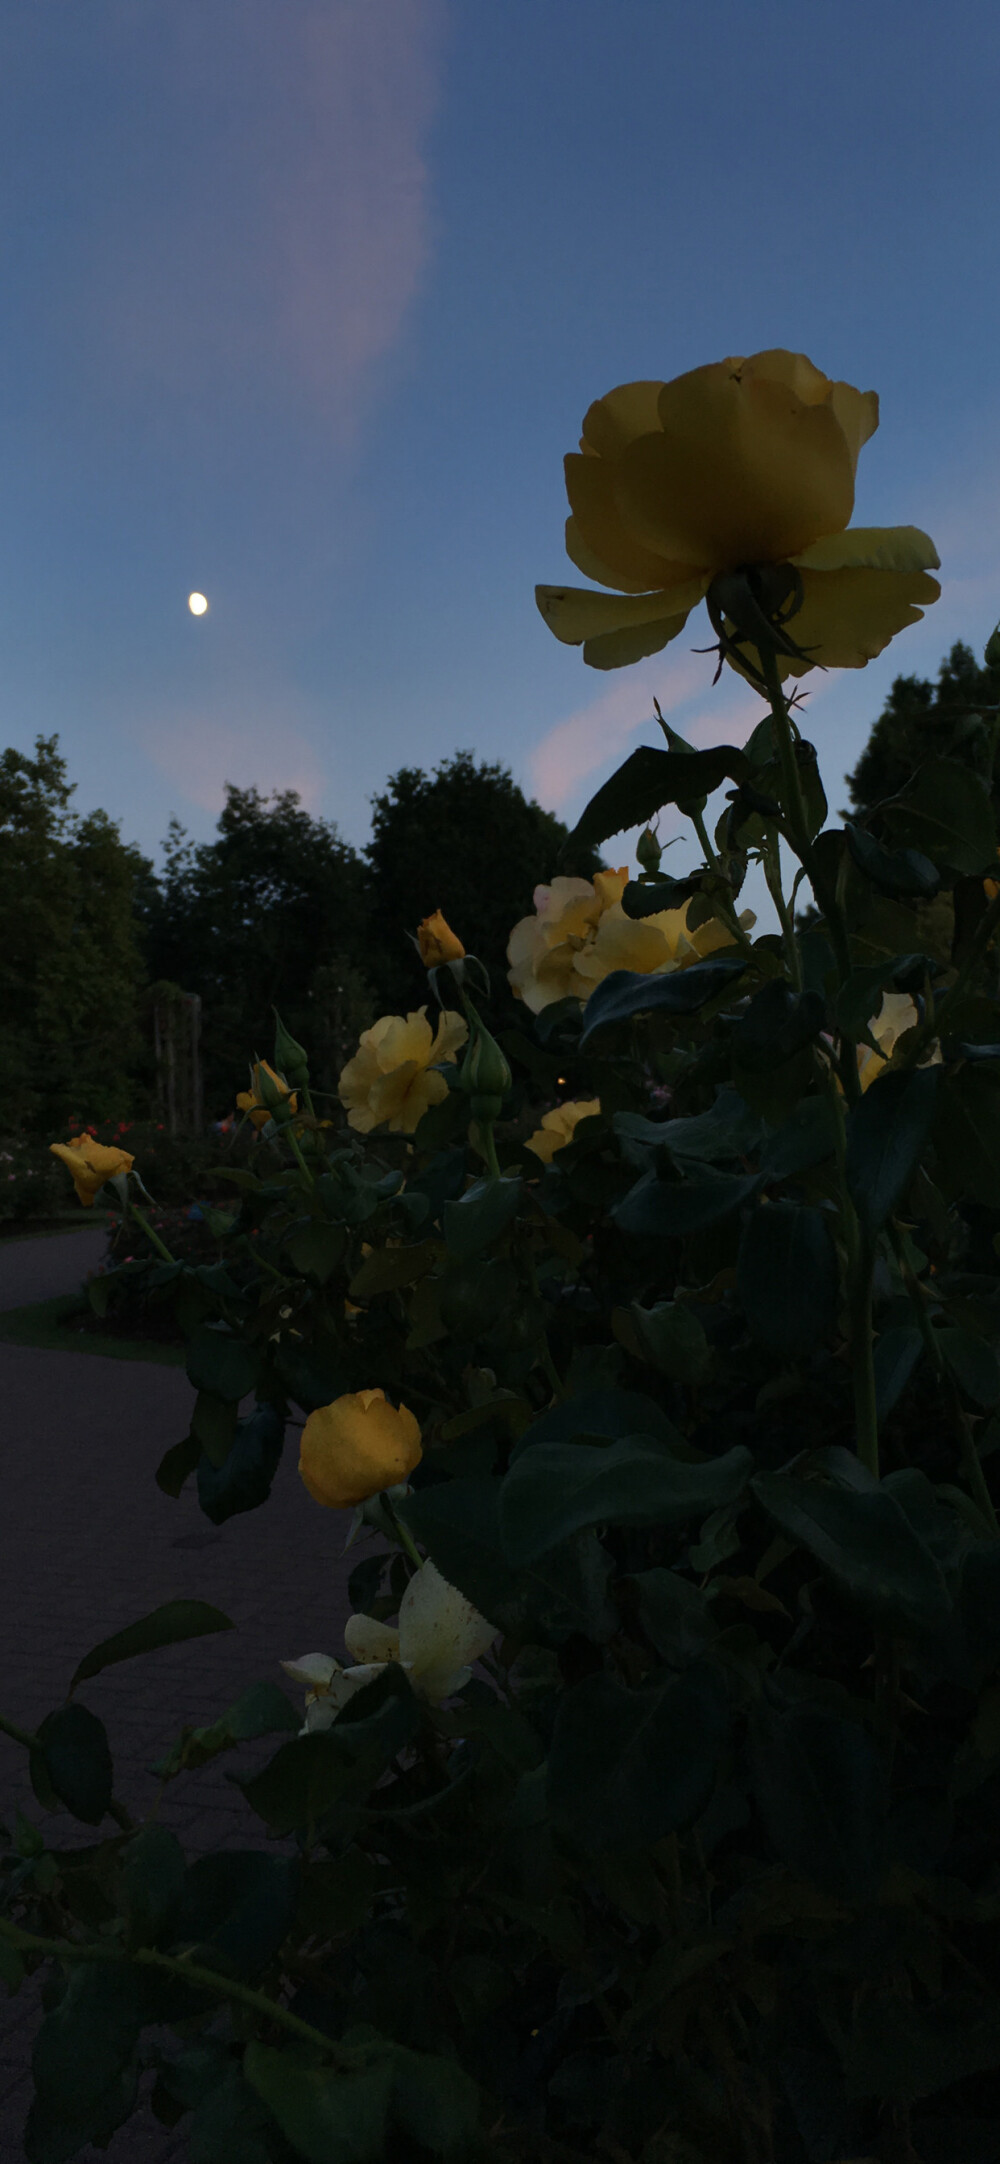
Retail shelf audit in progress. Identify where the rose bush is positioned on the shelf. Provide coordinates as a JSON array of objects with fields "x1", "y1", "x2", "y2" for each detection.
[{"x1": 6, "y1": 353, "x2": 1000, "y2": 2164}]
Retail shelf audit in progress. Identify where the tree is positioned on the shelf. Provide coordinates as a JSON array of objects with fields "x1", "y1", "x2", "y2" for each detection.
[
  {"x1": 845, "y1": 639, "x2": 1000, "y2": 816},
  {"x1": 143, "y1": 785, "x2": 369, "y2": 1115},
  {"x1": 0, "y1": 736, "x2": 150, "y2": 1129},
  {"x1": 362, "y1": 750, "x2": 601, "y2": 1013}
]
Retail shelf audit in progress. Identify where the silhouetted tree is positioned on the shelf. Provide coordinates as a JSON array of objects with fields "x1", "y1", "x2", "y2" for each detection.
[
  {"x1": 0, "y1": 736, "x2": 150, "y2": 1128},
  {"x1": 845, "y1": 640, "x2": 1000, "y2": 817},
  {"x1": 362, "y1": 750, "x2": 601, "y2": 1013},
  {"x1": 143, "y1": 785, "x2": 369, "y2": 1114}
]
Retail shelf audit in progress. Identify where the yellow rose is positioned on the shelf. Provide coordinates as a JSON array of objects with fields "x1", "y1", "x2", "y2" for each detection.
[
  {"x1": 281, "y1": 1558, "x2": 497, "y2": 1729},
  {"x1": 507, "y1": 869, "x2": 753, "y2": 1014},
  {"x1": 338, "y1": 1007, "x2": 468, "y2": 1135},
  {"x1": 298, "y1": 1387, "x2": 423, "y2": 1509},
  {"x1": 49, "y1": 1135, "x2": 135, "y2": 1206},
  {"x1": 856, "y1": 991, "x2": 942, "y2": 1092},
  {"x1": 525, "y1": 1098, "x2": 602, "y2": 1165},
  {"x1": 416, "y1": 910, "x2": 466, "y2": 966},
  {"x1": 536, "y1": 350, "x2": 940, "y2": 677},
  {"x1": 236, "y1": 1059, "x2": 297, "y2": 1131}
]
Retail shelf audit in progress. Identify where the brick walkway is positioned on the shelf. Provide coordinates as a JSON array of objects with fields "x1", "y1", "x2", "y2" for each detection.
[{"x1": 0, "y1": 1231, "x2": 358, "y2": 2161}]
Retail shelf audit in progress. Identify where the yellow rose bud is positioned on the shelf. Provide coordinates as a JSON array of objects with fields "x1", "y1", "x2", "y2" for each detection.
[
  {"x1": 237, "y1": 1059, "x2": 298, "y2": 1131},
  {"x1": 298, "y1": 1388, "x2": 423, "y2": 1509},
  {"x1": 417, "y1": 910, "x2": 466, "y2": 967},
  {"x1": 50, "y1": 1135, "x2": 135, "y2": 1207}
]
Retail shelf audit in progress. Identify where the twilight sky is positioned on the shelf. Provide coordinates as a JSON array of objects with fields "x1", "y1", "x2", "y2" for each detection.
[{"x1": 3, "y1": 0, "x2": 1000, "y2": 881}]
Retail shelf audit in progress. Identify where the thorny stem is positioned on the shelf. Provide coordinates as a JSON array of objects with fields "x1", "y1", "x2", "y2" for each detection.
[
  {"x1": 887, "y1": 1223, "x2": 999, "y2": 1535},
  {"x1": 761, "y1": 829, "x2": 802, "y2": 992},
  {"x1": 0, "y1": 1916, "x2": 349, "y2": 2061},
  {"x1": 689, "y1": 805, "x2": 757, "y2": 961},
  {"x1": 125, "y1": 1200, "x2": 176, "y2": 1266}
]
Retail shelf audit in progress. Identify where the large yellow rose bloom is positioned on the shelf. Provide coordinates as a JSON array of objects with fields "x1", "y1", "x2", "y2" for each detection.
[
  {"x1": 338, "y1": 1007, "x2": 468, "y2": 1135},
  {"x1": 507, "y1": 868, "x2": 753, "y2": 1014},
  {"x1": 50, "y1": 1135, "x2": 134, "y2": 1206},
  {"x1": 298, "y1": 1388, "x2": 423, "y2": 1509},
  {"x1": 536, "y1": 350, "x2": 940, "y2": 677},
  {"x1": 525, "y1": 1098, "x2": 602, "y2": 1165}
]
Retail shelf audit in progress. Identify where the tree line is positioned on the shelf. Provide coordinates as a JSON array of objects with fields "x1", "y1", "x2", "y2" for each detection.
[{"x1": 2, "y1": 639, "x2": 997, "y2": 1133}]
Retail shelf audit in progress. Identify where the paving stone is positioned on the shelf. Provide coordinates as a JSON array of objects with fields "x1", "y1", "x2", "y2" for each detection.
[{"x1": 1, "y1": 1230, "x2": 364, "y2": 2159}]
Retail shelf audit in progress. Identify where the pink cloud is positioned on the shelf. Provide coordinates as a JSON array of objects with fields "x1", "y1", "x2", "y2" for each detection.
[
  {"x1": 529, "y1": 646, "x2": 761, "y2": 821},
  {"x1": 82, "y1": 0, "x2": 445, "y2": 439},
  {"x1": 141, "y1": 701, "x2": 324, "y2": 816}
]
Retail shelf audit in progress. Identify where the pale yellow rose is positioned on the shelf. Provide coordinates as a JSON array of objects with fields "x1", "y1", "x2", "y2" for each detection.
[
  {"x1": 536, "y1": 350, "x2": 940, "y2": 677},
  {"x1": 281, "y1": 1559, "x2": 497, "y2": 1733},
  {"x1": 525, "y1": 1097, "x2": 602, "y2": 1164},
  {"x1": 338, "y1": 1007, "x2": 468, "y2": 1135},
  {"x1": 49, "y1": 1135, "x2": 134, "y2": 1206},
  {"x1": 507, "y1": 869, "x2": 753, "y2": 1014},
  {"x1": 856, "y1": 991, "x2": 942, "y2": 1092}
]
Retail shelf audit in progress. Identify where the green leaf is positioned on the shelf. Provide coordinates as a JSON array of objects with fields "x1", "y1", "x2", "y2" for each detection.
[
  {"x1": 120, "y1": 1825, "x2": 187, "y2": 1951},
  {"x1": 391, "y1": 2047, "x2": 481, "y2": 2155},
  {"x1": 844, "y1": 1988, "x2": 1000, "y2": 2105},
  {"x1": 511, "y1": 1386, "x2": 679, "y2": 1459},
  {"x1": 873, "y1": 1325, "x2": 923, "y2": 1421},
  {"x1": 191, "y1": 1387, "x2": 238, "y2": 1468},
  {"x1": 737, "y1": 1202, "x2": 838, "y2": 1357},
  {"x1": 580, "y1": 956, "x2": 747, "y2": 1043},
  {"x1": 758, "y1": 1094, "x2": 838, "y2": 1182},
  {"x1": 29, "y1": 1704, "x2": 113, "y2": 1827},
  {"x1": 749, "y1": 1699, "x2": 888, "y2": 1903},
  {"x1": 69, "y1": 1598, "x2": 235, "y2": 1693},
  {"x1": 168, "y1": 1851, "x2": 300, "y2": 1979},
  {"x1": 238, "y1": 1680, "x2": 420, "y2": 1837},
  {"x1": 878, "y1": 757, "x2": 998, "y2": 879},
  {"x1": 628, "y1": 1567, "x2": 717, "y2": 1666},
  {"x1": 547, "y1": 1661, "x2": 729, "y2": 1850},
  {"x1": 622, "y1": 874, "x2": 704, "y2": 917},
  {"x1": 284, "y1": 1218, "x2": 348, "y2": 1283},
  {"x1": 845, "y1": 824, "x2": 940, "y2": 897},
  {"x1": 846, "y1": 1066, "x2": 940, "y2": 1232},
  {"x1": 348, "y1": 1241, "x2": 437, "y2": 1298},
  {"x1": 733, "y1": 982, "x2": 825, "y2": 1072},
  {"x1": 197, "y1": 1402, "x2": 285, "y2": 1525},
  {"x1": 615, "y1": 1165, "x2": 759, "y2": 1238},
  {"x1": 443, "y1": 1175, "x2": 522, "y2": 1260},
  {"x1": 186, "y1": 1326, "x2": 259, "y2": 1402},
  {"x1": 937, "y1": 1325, "x2": 1000, "y2": 1407},
  {"x1": 499, "y1": 1439, "x2": 753, "y2": 1566},
  {"x1": 934, "y1": 1066, "x2": 1000, "y2": 1207},
  {"x1": 155, "y1": 1429, "x2": 201, "y2": 1498},
  {"x1": 567, "y1": 744, "x2": 751, "y2": 853},
  {"x1": 835, "y1": 954, "x2": 935, "y2": 1042},
  {"x1": 626, "y1": 1300, "x2": 711, "y2": 1382},
  {"x1": 399, "y1": 1477, "x2": 618, "y2": 1644},
  {"x1": 752, "y1": 1457, "x2": 952, "y2": 1635},
  {"x1": 243, "y1": 2042, "x2": 394, "y2": 2164},
  {"x1": 187, "y1": 2063, "x2": 277, "y2": 2164},
  {"x1": 153, "y1": 1679, "x2": 301, "y2": 1778},
  {"x1": 25, "y1": 1965, "x2": 141, "y2": 2163}
]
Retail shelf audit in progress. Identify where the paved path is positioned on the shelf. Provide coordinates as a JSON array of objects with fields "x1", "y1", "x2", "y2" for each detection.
[{"x1": 0, "y1": 1230, "x2": 359, "y2": 2161}]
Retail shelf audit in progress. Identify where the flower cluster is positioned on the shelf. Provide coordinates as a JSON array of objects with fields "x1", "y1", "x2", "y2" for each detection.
[{"x1": 507, "y1": 868, "x2": 751, "y2": 1014}]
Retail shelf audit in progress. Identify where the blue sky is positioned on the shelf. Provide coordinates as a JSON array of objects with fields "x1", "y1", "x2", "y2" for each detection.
[{"x1": 3, "y1": 0, "x2": 1000, "y2": 887}]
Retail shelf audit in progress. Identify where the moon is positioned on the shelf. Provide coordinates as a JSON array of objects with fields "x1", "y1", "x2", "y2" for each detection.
[{"x1": 187, "y1": 592, "x2": 209, "y2": 616}]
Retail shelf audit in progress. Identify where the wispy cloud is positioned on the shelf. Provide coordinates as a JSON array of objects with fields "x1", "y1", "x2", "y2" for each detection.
[
  {"x1": 78, "y1": 0, "x2": 445, "y2": 439},
  {"x1": 141, "y1": 698, "x2": 325, "y2": 817},
  {"x1": 529, "y1": 642, "x2": 760, "y2": 826}
]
